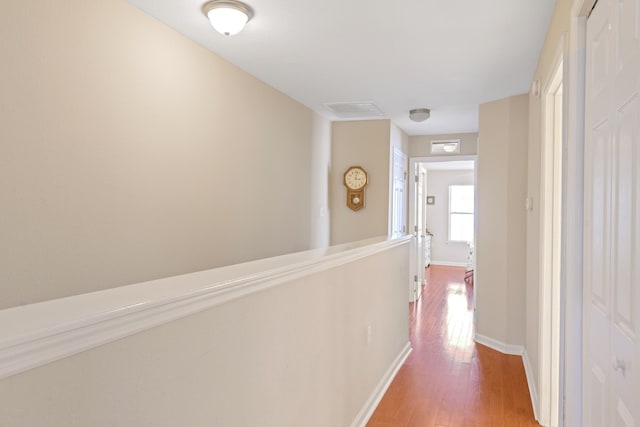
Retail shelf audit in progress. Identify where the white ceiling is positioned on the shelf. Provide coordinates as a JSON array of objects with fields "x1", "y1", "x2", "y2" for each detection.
[{"x1": 126, "y1": 0, "x2": 556, "y2": 136}]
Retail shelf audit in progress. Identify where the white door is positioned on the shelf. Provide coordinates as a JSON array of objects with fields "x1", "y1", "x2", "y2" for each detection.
[
  {"x1": 408, "y1": 160, "x2": 427, "y2": 302},
  {"x1": 415, "y1": 166, "x2": 427, "y2": 300},
  {"x1": 584, "y1": 0, "x2": 640, "y2": 425},
  {"x1": 421, "y1": 168, "x2": 430, "y2": 269}
]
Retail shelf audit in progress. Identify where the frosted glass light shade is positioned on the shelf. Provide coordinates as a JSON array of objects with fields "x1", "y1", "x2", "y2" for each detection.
[
  {"x1": 203, "y1": 1, "x2": 254, "y2": 36},
  {"x1": 409, "y1": 108, "x2": 430, "y2": 122}
]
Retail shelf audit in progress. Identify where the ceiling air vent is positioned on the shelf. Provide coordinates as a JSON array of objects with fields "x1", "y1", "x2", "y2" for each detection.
[{"x1": 324, "y1": 102, "x2": 387, "y2": 119}]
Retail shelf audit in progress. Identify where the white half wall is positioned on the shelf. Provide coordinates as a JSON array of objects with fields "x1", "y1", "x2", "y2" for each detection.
[{"x1": 0, "y1": 237, "x2": 411, "y2": 427}]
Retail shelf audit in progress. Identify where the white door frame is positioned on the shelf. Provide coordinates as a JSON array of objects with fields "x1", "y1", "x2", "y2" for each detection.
[
  {"x1": 408, "y1": 155, "x2": 477, "y2": 302},
  {"x1": 415, "y1": 165, "x2": 427, "y2": 301},
  {"x1": 407, "y1": 160, "x2": 426, "y2": 302},
  {"x1": 563, "y1": 0, "x2": 596, "y2": 426},
  {"x1": 539, "y1": 35, "x2": 566, "y2": 427}
]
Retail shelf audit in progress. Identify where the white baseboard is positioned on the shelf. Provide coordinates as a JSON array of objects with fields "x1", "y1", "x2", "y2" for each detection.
[
  {"x1": 351, "y1": 342, "x2": 412, "y2": 427},
  {"x1": 430, "y1": 261, "x2": 467, "y2": 267},
  {"x1": 474, "y1": 333, "x2": 524, "y2": 356},
  {"x1": 522, "y1": 349, "x2": 540, "y2": 423},
  {"x1": 474, "y1": 335, "x2": 539, "y2": 423}
]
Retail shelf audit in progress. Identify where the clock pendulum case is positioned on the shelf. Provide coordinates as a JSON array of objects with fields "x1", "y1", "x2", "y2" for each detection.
[{"x1": 343, "y1": 166, "x2": 368, "y2": 211}]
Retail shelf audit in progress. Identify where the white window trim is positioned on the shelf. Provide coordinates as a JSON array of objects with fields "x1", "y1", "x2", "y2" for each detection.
[{"x1": 448, "y1": 185, "x2": 474, "y2": 243}]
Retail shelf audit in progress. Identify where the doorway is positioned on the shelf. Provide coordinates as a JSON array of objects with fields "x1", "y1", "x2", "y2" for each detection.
[
  {"x1": 540, "y1": 51, "x2": 564, "y2": 427},
  {"x1": 409, "y1": 156, "x2": 477, "y2": 304}
]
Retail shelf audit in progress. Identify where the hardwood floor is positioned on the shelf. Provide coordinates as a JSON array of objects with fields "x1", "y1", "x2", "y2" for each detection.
[{"x1": 367, "y1": 266, "x2": 540, "y2": 427}]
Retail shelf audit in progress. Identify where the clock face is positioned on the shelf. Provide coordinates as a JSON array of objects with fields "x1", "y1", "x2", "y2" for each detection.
[{"x1": 344, "y1": 167, "x2": 367, "y2": 190}]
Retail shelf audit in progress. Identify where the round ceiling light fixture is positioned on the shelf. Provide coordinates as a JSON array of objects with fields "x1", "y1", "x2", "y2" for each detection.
[
  {"x1": 202, "y1": 0, "x2": 254, "y2": 36},
  {"x1": 409, "y1": 108, "x2": 431, "y2": 122},
  {"x1": 442, "y1": 143, "x2": 458, "y2": 152}
]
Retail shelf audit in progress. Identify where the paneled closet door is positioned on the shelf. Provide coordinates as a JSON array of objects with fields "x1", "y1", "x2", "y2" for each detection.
[{"x1": 584, "y1": 0, "x2": 640, "y2": 426}]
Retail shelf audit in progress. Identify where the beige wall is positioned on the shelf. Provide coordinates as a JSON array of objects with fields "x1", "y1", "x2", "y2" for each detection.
[
  {"x1": 409, "y1": 132, "x2": 479, "y2": 157},
  {"x1": 0, "y1": 0, "x2": 331, "y2": 308},
  {"x1": 425, "y1": 170, "x2": 475, "y2": 265},
  {"x1": 476, "y1": 94, "x2": 529, "y2": 346},
  {"x1": 330, "y1": 120, "x2": 393, "y2": 245},
  {"x1": 390, "y1": 122, "x2": 410, "y2": 154},
  {"x1": 310, "y1": 114, "x2": 332, "y2": 249},
  {"x1": 525, "y1": 0, "x2": 575, "y2": 407},
  {"x1": 506, "y1": 95, "x2": 530, "y2": 346}
]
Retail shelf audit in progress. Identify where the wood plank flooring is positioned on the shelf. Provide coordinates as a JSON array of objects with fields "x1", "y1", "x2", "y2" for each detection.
[{"x1": 367, "y1": 266, "x2": 540, "y2": 427}]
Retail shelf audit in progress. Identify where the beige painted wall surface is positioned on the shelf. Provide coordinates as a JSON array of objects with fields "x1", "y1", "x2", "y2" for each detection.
[
  {"x1": 526, "y1": 90, "x2": 543, "y2": 388},
  {"x1": 506, "y1": 95, "x2": 529, "y2": 345},
  {"x1": 0, "y1": 244, "x2": 410, "y2": 427},
  {"x1": 0, "y1": 0, "x2": 321, "y2": 308},
  {"x1": 477, "y1": 100, "x2": 510, "y2": 344},
  {"x1": 330, "y1": 120, "x2": 392, "y2": 245},
  {"x1": 425, "y1": 170, "x2": 475, "y2": 265},
  {"x1": 525, "y1": 0, "x2": 574, "y2": 408},
  {"x1": 310, "y1": 113, "x2": 332, "y2": 249},
  {"x1": 409, "y1": 132, "x2": 479, "y2": 157},
  {"x1": 476, "y1": 94, "x2": 529, "y2": 346},
  {"x1": 390, "y1": 122, "x2": 410, "y2": 155}
]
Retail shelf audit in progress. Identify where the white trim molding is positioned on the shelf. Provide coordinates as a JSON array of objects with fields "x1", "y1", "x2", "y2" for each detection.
[
  {"x1": 562, "y1": 2, "x2": 592, "y2": 426},
  {"x1": 523, "y1": 349, "x2": 541, "y2": 423},
  {"x1": 537, "y1": 33, "x2": 567, "y2": 427},
  {"x1": 474, "y1": 334, "x2": 524, "y2": 356},
  {"x1": 351, "y1": 342, "x2": 412, "y2": 427},
  {"x1": 430, "y1": 260, "x2": 467, "y2": 268},
  {"x1": 0, "y1": 235, "x2": 412, "y2": 381},
  {"x1": 475, "y1": 335, "x2": 540, "y2": 424}
]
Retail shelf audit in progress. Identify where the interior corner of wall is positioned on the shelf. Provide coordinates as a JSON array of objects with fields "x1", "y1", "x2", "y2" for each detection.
[{"x1": 522, "y1": 347, "x2": 541, "y2": 422}]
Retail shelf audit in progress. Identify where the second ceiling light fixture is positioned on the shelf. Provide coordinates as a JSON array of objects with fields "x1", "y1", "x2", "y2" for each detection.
[{"x1": 202, "y1": 0, "x2": 254, "y2": 36}]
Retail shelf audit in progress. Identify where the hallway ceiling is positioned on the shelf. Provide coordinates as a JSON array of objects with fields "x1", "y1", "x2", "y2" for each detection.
[{"x1": 126, "y1": 0, "x2": 556, "y2": 136}]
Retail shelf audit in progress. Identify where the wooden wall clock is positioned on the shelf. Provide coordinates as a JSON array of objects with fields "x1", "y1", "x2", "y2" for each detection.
[{"x1": 343, "y1": 166, "x2": 368, "y2": 211}]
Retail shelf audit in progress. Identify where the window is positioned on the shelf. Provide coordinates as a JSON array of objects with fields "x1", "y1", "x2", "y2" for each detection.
[{"x1": 449, "y1": 185, "x2": 474, "y2": 242}]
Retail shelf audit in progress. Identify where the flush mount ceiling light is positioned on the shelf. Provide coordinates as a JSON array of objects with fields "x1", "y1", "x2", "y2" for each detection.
[
  {"x1": 202, "y1": 0, "x2": 254, "y2": 36},
  {"x1": 409, "y1": 108, "x2": 431, "y2": 122}
]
